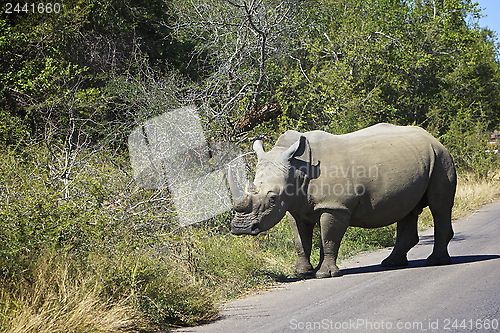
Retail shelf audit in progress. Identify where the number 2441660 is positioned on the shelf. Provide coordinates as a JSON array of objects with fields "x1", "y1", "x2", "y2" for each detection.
[{"x1": 5, "y1": 3, "x2": 61, "y2": 14}]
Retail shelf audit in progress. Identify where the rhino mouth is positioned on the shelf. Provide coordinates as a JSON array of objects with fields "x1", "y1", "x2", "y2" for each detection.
[{"x1": 231, "y1": 213, "x2": 261, "y2": 235}]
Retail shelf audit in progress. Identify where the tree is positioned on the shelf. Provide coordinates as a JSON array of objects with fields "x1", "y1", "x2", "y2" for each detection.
[
  {"x1": 169, "y1": 0, "x2": 314, "y2": 138},
  {"x1": 274, "y1": 0, "x2": 500, "y2": 134}
]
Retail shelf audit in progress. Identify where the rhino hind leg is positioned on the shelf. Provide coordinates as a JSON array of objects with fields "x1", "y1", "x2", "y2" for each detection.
[
  {"x1": 425, "y1": 160, "x2": 455, "y2": 266},
  {"x1": 381, "y1": 212, "x2": 419, "y2": 267},
  {"x1": 426, "y1": 207, "x2": 453, "y2": 266}
]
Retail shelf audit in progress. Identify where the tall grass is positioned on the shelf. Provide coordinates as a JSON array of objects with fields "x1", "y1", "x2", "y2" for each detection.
[
  {"x1": 0, "y1": 231, "x2": 286, "y2": 331},
  {"x1": 0, "y1": 250, "x2": 143, "y2": 333}
]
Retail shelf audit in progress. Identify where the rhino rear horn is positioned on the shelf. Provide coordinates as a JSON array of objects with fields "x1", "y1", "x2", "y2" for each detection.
[{"x1": 253, "y1": 140, "x2": 265, "y2": 160}]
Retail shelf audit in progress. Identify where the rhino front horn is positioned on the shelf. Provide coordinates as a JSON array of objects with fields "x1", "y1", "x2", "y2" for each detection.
[{"x1": 227, "y1": 165, "x2": 245, "y2": 204}]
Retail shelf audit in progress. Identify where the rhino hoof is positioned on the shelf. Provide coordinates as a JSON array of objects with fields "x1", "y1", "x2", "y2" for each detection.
[
  {"x1": 295, "y1": 267, "x2": 315, "y2": 278},
  {"x1": 381, "y1": 257, "x2": 408, "y2": 267},
  {"x1": 426, "y1": 254, "x2": 451, "y2": 266},
  {"x1": 296, "y1": 271, "x2": 315, "y2": 279},
  {"x1": 315, "y1": 269, "x2": 342, "y2": 278}
]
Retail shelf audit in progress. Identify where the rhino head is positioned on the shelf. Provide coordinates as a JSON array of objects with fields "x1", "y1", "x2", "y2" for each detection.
[{"x1": 229, "y1": 136, "x2": 309, "y2": 235}]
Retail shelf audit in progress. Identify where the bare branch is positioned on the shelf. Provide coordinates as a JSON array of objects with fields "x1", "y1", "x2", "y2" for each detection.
[
  {"x1": 226, "y1": 0, "x2": 245, "y2": 8},
  {"x1": 169, "y1": 0, "x2": 309, "y2": 137}
]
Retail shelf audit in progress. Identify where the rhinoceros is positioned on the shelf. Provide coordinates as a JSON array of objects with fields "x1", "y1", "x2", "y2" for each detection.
[{"x1": 229, "y1": 123, "x2": 456, "y2": 278}]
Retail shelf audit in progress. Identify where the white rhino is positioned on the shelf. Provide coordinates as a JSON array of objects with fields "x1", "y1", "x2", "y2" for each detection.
[{"x1": 229, "y1": 123, "x2": 456, "y2": 278}]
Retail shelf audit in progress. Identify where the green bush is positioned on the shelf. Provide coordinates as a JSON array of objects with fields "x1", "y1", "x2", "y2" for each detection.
[
  {"x1": 440, "y1": 111, "x2": 499, "y2": 178},
  {"x1": 0, "y1": 146, "x2": 297, "y2": 330}
]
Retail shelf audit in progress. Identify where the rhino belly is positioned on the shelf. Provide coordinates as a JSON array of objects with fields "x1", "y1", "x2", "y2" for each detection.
[
  {"x1": 350, "y1": 180, "x2": 428, "y2": 227},
  {"x1": 350, "y1": 162, "x2": 430, "y2": 227},
  {"x1": 310, "y1": 137, "x2": 433, "y2": 228}
]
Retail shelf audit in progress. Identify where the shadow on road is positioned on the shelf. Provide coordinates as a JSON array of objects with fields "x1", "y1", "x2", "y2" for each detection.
[
  {"x1": 340, "y1": 254, "x2": 500, "y2": 276},
  {"x1": 268, "y1": 254, "x2": 500, "y2": 283},
  {"x1": 417, "y1": 232, "x2": 468, "y2": 245}
]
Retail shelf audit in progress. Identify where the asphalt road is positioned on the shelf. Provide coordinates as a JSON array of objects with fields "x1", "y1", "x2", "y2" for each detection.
[{"x1": 175, "y1": 201, "x2": 500, "y2": 333}]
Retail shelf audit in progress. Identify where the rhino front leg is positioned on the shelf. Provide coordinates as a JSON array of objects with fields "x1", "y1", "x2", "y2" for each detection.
[
  {"x1": 288, "y1": 212, "x2": 315, "y2": 278},
  {"x1": 316, "y1": 211, "x2": 349, "y2": 278}
]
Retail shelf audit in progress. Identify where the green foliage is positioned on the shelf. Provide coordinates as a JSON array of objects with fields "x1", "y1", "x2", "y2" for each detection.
[
  {"x1": 0, "y1": 0, "x2": 195, "y2": 149},
  {"x1": 340, "y1": 226, "x2": 397, "y2": 259},
  {"x1": 0, "y1": 146, "x2": 293, "y2": 330},
  {"x1": 0, "y1": 147, "x2": 114, "y2": 277},
  {"x1": 274, "y1": 0, "x2": 500, "y2": 137},
  {"x1": 441, "y1": 110, "x2": 499, "y2": 178}
]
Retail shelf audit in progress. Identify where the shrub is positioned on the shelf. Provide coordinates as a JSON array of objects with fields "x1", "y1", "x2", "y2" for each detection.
[{"x1": 440, "y1": 111, "x2": 499, "y2": 179}]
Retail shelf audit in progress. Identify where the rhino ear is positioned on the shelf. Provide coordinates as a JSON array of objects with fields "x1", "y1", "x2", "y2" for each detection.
[
  {"x1": 253, "y1": 140, "x2": 265, "y2": 160},
  {"x1": 282, "y1": 136, "x2": 309, "y2": 162}
]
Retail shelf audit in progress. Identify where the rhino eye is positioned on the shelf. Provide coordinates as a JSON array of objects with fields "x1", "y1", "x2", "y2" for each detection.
[{"x1": 268, "y1": 192, "x2": 277, "y2": 203}]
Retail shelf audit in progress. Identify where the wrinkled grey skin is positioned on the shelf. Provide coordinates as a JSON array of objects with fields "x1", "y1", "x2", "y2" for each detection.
[{"x1": 230, "y1": 124, "x2": 456, "y2": 278}]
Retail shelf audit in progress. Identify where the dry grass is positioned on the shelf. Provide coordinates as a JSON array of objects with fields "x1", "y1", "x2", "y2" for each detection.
[
  {"x1": 418, "y1": 171, "x2": 500, "y2": 230},
  {"x1": 453, "y1": 172, "x2": 500, "y2": 218},
  {"x1": 1, "y1": 250, "x2": 144, "y2": 333}
]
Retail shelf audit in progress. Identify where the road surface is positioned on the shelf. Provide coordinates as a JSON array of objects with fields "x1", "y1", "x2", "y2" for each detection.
[{"x1": 175, "y1": 201, "x2": 500, "y2": 333}]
